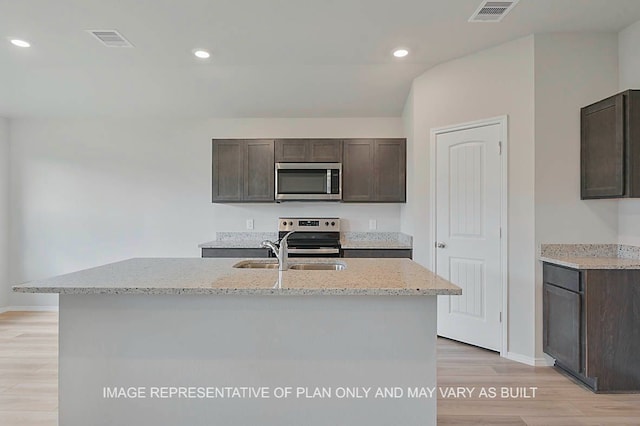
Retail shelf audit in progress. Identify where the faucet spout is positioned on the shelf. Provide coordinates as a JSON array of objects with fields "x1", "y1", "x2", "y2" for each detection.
[
  {"x1": 278, "y1": 230, "x2": 295, "y2": 271},
  {"x1": 260, "y1": 231, "x2": 295, "y2": 272},
  {"x1": 260, "y1": 240, "x2": 280, "y2": 260}
]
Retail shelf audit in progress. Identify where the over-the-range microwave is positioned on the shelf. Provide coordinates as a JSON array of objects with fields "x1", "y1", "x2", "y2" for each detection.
[{"x1": 275, "y1": 162, "x2": 342, "y2": 201}]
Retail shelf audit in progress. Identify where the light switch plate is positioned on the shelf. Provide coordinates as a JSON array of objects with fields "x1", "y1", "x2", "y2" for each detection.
[
  {"x1": 246, "y1": 219, "x2": 254, "y2": 230},
  {"x1": 369, "y1": 219, "x2": 377, "y2": 230}
]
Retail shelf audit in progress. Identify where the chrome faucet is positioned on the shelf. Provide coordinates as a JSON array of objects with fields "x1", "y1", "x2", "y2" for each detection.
[{"x1": 261, "y1": 231, "x2": 295, "y2": 272}]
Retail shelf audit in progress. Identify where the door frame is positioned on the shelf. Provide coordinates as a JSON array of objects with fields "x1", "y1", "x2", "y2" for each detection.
[{"x1": 429, "y1": 115, "x2": 508, "y2": 357}]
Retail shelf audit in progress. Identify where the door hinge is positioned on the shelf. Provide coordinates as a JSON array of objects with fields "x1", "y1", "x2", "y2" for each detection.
[
  {"x1": 498, "y1": 141, "x2": 502, "y2": 155},
  {"x1": 499, "y1": 227, "x2": 502, "y2": 238},
  {"x1": 499, "y1": 312, "x2": 503, "y2": 323}
]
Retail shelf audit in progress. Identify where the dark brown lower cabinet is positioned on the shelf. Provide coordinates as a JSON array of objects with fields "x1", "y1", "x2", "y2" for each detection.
[
  {"x1": 341, "y1": 249, "x2": 412, "y2": 259},
  {"x1": 543, "y1": 282, "x2": 581, "y2": 373},
  {"x1": 543, "y1": 263, "x2": 640, "y2": 392},
  {"x1": 202, "y1": 248, "x2": 271, "y2": 258},
  {"x1": 202, "y1": 248, "x2": 413, "y2": 259}
]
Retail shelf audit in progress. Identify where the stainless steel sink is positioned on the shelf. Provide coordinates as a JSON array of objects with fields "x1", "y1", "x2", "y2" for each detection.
[
  {"x1": 232, "y1": 261, "x2": 346, "y2": 271},
  {"x1": 233, "y1": 261, "x2": 279, "y2": 269},
  {"x1": 289, "y1": 263, "x2": 346, "y2": 271}
]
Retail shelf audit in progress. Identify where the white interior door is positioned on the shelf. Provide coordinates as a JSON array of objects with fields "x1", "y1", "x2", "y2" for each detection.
[{"x1": 435, "y1": 123, "x2": 502, "y2": 352}]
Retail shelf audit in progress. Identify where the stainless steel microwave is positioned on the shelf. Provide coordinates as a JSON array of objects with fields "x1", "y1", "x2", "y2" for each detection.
[{"x1": 275, "y1": 163, "x2": 342, "y2": 201}]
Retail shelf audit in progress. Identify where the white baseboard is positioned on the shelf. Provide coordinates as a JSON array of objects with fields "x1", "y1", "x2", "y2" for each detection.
[
  {"x1": 0, "y1": 306, "x2": 59, "y2": 313},
  {"x1": 505, "y1": 351, "x2": 552, "y2": 367}
]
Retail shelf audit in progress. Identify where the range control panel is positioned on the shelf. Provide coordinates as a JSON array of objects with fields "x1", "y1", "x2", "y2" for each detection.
[{"x1": 278, "y1": 217, "x2": 341, "y2": 232}]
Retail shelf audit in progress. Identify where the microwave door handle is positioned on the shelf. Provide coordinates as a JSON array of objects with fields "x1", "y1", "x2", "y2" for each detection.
[
  {"x1": 275, "y1": 165, "x2": 279, "y2": 199},
  {"x1": 326, "y1": 169, "x2": 331, "y2": 194}
]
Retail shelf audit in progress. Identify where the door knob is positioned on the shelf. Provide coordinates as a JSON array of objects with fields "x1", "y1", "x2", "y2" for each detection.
[{"x1": 436, "y1": 242, "x2": 447, "y2": 249}]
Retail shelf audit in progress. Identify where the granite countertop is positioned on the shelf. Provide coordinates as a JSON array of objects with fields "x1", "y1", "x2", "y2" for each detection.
[
  {"x1": 12, "y1": 258, "x2": 460, "y2": 296},
  {"x1": 539, "y1": 244, "x2": 640, "y2": 270},
  {"x1": 199, "y1": 232, "x2": 413, "y2": 250},
  {"x1": 199, "y1": 232, "x2": 276, "y2": 249},
  {"x1": 199, "y1": 240, "x2": 268, "y2": 249},
  {"x1": 340, "y1": 232, "x2": 412, "y2": 249}
]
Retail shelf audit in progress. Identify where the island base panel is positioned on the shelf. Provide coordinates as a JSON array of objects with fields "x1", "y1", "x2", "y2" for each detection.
[{"x1": 59, "y1": 294, "x2": 437, "y2": 425}]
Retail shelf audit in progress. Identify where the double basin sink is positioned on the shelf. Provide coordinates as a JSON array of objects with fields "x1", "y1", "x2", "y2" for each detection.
[{"x1": 233, "y1": 260, "x2": 346, "y2": 271}]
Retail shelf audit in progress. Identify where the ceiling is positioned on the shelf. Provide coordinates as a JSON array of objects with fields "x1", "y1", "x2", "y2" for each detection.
[{"x1": 2, "y1": 0, "x2": 640, "y2": 118}]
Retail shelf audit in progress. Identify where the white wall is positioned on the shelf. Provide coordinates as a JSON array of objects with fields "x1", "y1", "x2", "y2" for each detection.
[
  {"x1": 403, "y1": 36, "x2": 536, "y2": 360},
  {"x1": 9, "y1": 117, "x2": 404, "y2": 306},
  {"x1": 533, "y1": 33, "x2": 620, "y2": 357},
  {"x1": 0, "y1": 118, "x2": 9, "y2": 308},
  {"x1": 618, "y1": 20, "x2": 640, "y2": 246}
]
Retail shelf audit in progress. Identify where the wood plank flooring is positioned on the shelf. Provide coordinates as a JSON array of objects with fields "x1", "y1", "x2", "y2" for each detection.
[
  {"x1": 0, "y1": 312, "x2": 58, "y2": 426},
  {"x1": 437, "y1": 337, "x2": 640, "y2": 425},
  {"x1": 1, "y1": 311, "x2": 639, "y2": 425}
]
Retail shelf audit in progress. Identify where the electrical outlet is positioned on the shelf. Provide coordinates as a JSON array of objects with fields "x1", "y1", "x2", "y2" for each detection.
[
  {"x1": 246, "y1": 219, "x2": 254, "y2": 230},
  {"x1": 369, "y1": 219, "x2": 377, "y2": 230}
]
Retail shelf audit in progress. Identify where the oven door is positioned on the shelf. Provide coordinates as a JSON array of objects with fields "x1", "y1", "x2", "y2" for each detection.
[{"x1": 275, "y1": 163, "x2": 342, "y2": 201}]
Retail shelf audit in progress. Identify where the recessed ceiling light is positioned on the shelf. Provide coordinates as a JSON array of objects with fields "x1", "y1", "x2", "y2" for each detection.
[
  {"x1": 10, "y1": 39, "x2": 31, "y2": 48},
  {"x1": 393, "y1": 48, "x2": 409, "y2": 58},
  {"x1": 193, "y1": 49, "x2": 210, "y2": 59}
]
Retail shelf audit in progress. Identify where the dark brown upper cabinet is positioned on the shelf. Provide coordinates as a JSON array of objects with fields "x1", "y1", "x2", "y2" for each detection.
[
  {"x1": 343, "y1": 139, "x2": 406, "y2": 203},
  {"x1": 212, "y1": 139, "x2": 274, "y2": 202},
  {"x1": 581, "y1": 90, "x2": 640, "y2": 199},
  {"x1": 275, "y1": 139, "x2": 342, "y2": 162}
]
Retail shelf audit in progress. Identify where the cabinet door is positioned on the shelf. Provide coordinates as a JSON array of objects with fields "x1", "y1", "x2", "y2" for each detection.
[
  {"x1": 581, "y1": 94, "x2": 625, "y2": 199},
  {"x1": 309, "y1": 140, "x2": 343, "y2": 162},
  {"x1": 543, "y1": 283, "x2": 581, "y2": 373},
  {"x1": 343, "y1": 139, "x2": 375, "y2": 201},
  {"x1": 245, "y1": 140, "x2": 275, "y2": 201},
  {"x1": 212, "y1": 140, "x2": 244, "y2": 202},
  {"x1": 374, "y1": 139, "x2": 406, "y2": 202},
  {"x1": 342, "y1": 249, "x2": 412, "y2": 259},
  {"x1": 202, "y1": 248, "x2": 271, "y2": 258},
  {"x1": 275, "y1": 140, "x2": 307, "y2": 162}
]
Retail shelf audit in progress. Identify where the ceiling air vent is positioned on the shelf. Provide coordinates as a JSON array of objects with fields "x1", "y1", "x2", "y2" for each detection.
[
  {"x1": 87, "y1": 30, "x2": 134, "y2": 47},
  {"x1": 469, "y1": 0, "x2": 520, "y2": 22}
]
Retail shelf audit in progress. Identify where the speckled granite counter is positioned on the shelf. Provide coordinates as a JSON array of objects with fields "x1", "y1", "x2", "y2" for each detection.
[
  {"x1": 341, "y1": 232, "x2": 412, "y2": 249},
  {"x1": 199, "y1": 239, "x2": 268, "y2": 248},
  {"x1": 540, "y1": 244, "x2": 640, "y2": 270},
  {"x1": 13, "y1": 257, "x2": 459, "y2": 296},
  {"x1": 199, "y1": 232, "x2": 413, "y2": 250},
  {"x1": 199, "y1": 232, "x2": 277, "y2": 249}
]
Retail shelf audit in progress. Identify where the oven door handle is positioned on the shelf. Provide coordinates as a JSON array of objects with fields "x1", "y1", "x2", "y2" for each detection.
[{"x1": 287, "y1": 248, "x2": 340, "y2": 255}]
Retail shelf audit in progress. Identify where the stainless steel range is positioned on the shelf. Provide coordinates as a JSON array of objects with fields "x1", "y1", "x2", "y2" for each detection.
[{"x1": 278, "y1": 217, "x2": 341, "y2": 257}]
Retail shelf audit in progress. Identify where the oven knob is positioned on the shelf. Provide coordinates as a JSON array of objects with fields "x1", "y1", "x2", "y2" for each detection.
[
  {"x1": 282, "y1": 221, "x2": 287, "y2": 226},
  {"x1": 325, "y1": 221, "x2": 329, "y2": 226},
  {"x1": 289, "y1": 221, "x2": 293, "y2": 226},
  {"x1": 331, "y1": 222, "x2": 335, "y2": 226}
]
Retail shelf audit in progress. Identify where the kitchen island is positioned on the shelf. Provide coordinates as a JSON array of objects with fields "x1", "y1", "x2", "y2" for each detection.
[{"x1": 14, "y1": 258, "x2": 460, "y2": 426}]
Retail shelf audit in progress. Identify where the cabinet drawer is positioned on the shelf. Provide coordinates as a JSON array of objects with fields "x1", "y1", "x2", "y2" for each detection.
[{"x1": 543, "y1": 263, "x2": 581, "y2": 293}]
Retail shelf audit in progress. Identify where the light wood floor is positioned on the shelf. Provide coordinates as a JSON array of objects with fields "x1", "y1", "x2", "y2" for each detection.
[{"x1": 1, "y1": 312, "x2": 639, "y2": 425}]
